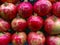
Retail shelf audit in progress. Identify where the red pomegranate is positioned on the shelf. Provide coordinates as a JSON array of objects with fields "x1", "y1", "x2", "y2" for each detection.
[
  {"x1": 0, "y1": 3, "x2": 17, "y2": 21},
  {"x1": 11, "y1": 17, "x2": 27, "y2": 32},
  {"x1": 12, "y1": 32, "x2": 27, "y2": 45},
  {"x1": 17, "y1": 0, "x2": 33, "y2": 18},
  {"x1": 28, "y1": 31, "x2": 45, "y2": 45},
  {"x1": 46, "y1": 35, "x2": 60, "y2": 45},
  {"x1": 1, "y1": 0, "x2": 18, "y2": 4},
  {"x1": 53, "y1": 2, "x2": 60, "y2": 17},
  {"x1": 34, "y1": 0, "x2": 52, "y2": 16},
  {"x1": 45, "y1": 16, "x2": 60, "y2": 35},
  {"x1": 0, "y1": 32, "x2": 11, "y2": 45},
  {"x1": 0, "y1": 18, "x2": 10, "y2": 32},
  {"x1": 27, "y1": 13, "x2": 43, "y2": 31}
]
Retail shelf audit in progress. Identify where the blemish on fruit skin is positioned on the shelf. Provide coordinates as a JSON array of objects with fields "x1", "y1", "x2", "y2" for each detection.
[
  {"x1": 51, "y1": 19, "x2": 60, "y2": 34},
  {"x1": 28, "y1": 32, "x2": 45, "y2": 45},
  {"x1": 56, "y1": 39, "x2": 60, "y2": 45},
  {"x1": 11, "y1": 18, "x2": 27, "y2": 31},
  {"x1": 12, "y1": 32, "x2": 27, "y2": 45},
  {"x1": 47, "y1": 36, "x2": 60, "y2": 45},
  {"x1": 45, "y1": 16, "x2": 60, "y2": 34},
  {"x1": 0, "y1": 19, "x2": 10, "y2": 32}
]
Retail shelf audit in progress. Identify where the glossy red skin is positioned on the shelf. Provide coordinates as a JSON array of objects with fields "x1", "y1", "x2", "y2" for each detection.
[
  {"x1": 1, "y1": 0, "x2": 18, "y2": 4},
  {"x1": 46, "y1": 36, "x2": 60, "y2": 45},
  {"x1": 0, "y1": 3, "x2": 17, "y2": 21},
  {"x1": 28, "y1": 32, "x2": 45, "y2": 45},
  {"x1": 11, "y1": 18, "x2": 27, "y2": 31},
  {"x1": 0, "y1": 18, "x2": 10, "y2": 32},
  {"x1": 45, "y1": 16, "x2": 60, "y2": 34},
  {"x1": 34, "y1": 0, "x2": 52, "y2": 16},
  {"x1": 27, "y1": 15, "x2": 43, "y2": 31},
  {"x1": 53, "y1": 2, "x2": 60, "y2": 17},
  {"x1": 17, "y1": 2, "x2": 33, "y2": 18},
  {"x1": 12, "y1": 32, "x2": 27, "y2": 45},
  {"x1": 0, "y1": 32, "x2": 11, "y2": 45}
]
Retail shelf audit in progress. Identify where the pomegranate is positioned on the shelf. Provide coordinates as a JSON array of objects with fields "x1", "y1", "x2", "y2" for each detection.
[
  {"x1": 28, "y1": 31, "x2": 45, "y2": 45},
  {"x1": 1, "y1": 0, "x2": 18, "y2": 4},
  {"x1": 17, "y1": 0, "x2": 33, "y2": 18},
  {"x1": 12, "y1": 32, "x2": 27, "y2": 45},
  {"x1": 46, "y1": 35, "x2": 60, "y2": 45},
  {"x1": 0, "y1": 18, "x2": 10, "y2": 32},
  {"x1": 45, "y1": 16, "x2": 60, "y2": 35},
  {"x1": 53, "y1": 2, "x2": 60, "y2": 17},
  {"x1": 0, "y1": 3, "x2": 17, "y2": 21},
  {"x1": 34, "y1": 0, "x2": 52, "y2": 16},
  {"x1": 11, "y1": 17, "x2": 27, "y2": 32},
  {"x1": 0, "y1": 32, "x2": 11, "y2": 45},
  {"x1": 27, "y1": 13, "x2": 43, "y2": 31}
]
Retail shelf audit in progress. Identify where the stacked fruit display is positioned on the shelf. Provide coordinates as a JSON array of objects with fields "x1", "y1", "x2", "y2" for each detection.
[{"x1": 0, "y1": 0, "x2": 60, "y2": 45}]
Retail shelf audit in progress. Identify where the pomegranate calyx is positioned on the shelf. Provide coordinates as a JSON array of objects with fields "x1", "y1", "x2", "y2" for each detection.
[
  {"x1": 37, "y1": 31, "x2": 42, "y2": 34},
  {"x1": 34, "y1": 13, "x2": 37, "y2": 16},
  {"x1": 4, "y1": 2, "x2": 8, "y2": 6},
  {"x1": 16, "y1": 32, "x2": 18, "y2": 34},
  {"x1": 16, "y1": 14, "x2": 20, "y2": 18},
  {"x1": 53, "y1": 16, "x2": 57, "y2": 22},
  {"x1": 24, "y1": 0, "x2": 28, "y2": 2},
  {"x1": 0, "y1": 33, "x2": 3, "y2": 36}
]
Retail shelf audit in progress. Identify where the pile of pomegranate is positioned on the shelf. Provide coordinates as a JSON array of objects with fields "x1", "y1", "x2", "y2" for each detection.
[{"x1": 0, "y1": 0, "x2": 60, "y2": 45}]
